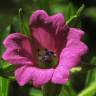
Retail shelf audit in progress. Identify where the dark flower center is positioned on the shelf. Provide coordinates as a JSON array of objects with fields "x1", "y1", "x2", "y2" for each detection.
[{"x1": 37, "y1": 49, "x2": 57, "y2": 68}]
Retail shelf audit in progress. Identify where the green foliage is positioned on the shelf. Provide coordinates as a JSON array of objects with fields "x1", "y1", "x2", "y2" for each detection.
[
  {"x1": 86, "y1": 56, "x2": 96, "y2": 87},
  {"x1": 78, "y1": 82, "x2": 96, "y2": 96},
  {"x1": 0, "y1": 77, "x2": 9, "y2": 96},
  {"x1": 66, "y1": 4, "x2": 85, "y2": 24},
  {"x1": 59, "y1": 82, "x2": 76, "y2": 96},
  {"x1": 0, "y1": 26, "x2": 10, "y2": 96},
  {"x1": 0, "y1": 26, "x2": 10, "y2": 56},
  {"x1": 29, "y1": 88, "x2": 42, "y2": 96},
  {"x1": 83, "y1": 7, "x2": 96, "y2": 22},
  {"x1": 19, "y1": 8, "x2": 30, "y2": 36},
  {"x1": 0, "y1": 20, "x2": 11, "y2": 96}
]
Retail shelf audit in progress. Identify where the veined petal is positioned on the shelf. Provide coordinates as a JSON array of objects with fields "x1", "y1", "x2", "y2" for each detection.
[
  {"x1": 49, "y1": 14, "x2": 69, "y2": 53},
  {"x1": 52, "y1": 66, "x2": 69, "y2": 84},
  {"x1": 2, "y1": 49, "x2": 33, "y2": 65},
  {"x1": 29, "y1": 10, "x2": 55, "y2": 51},
  {"x1": 31, "y1": 67, "x2": 54, "y2": 87},
  {"x1": 59, "y1": 39, "x2": 88, "y2": 68},
  {"x1": 3, "y1": 33, "x2": 32, "y2": 54},
  {"x1": 52, "y1": 39, "x2": 88, "y2": 84},
  {"x1": 15, "y1": 66, "x2": 54, "y2": 87},
  {"x1": 15, "y1": 66, "x2": 32, "y2": 86},
  {"x1": 32, "y1": 27, "x2": 55, "y2": 52},
  {"x1": 67, "y1": 28, "x2": 84, "y2": 40},
  {"x1": 2, "y1": 33, "x2": 34, "y2": 65},
  {"x1": 29, "y1": 10, "x2": 69, "y2": 52},
  {"x1": 29, "y1": 10, "x2": 48, "y2": 26}
]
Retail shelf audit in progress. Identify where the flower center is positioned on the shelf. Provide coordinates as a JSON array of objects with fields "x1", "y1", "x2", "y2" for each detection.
[{"x1": 37, "y1": 49, "x2": 57, "y2": 68}]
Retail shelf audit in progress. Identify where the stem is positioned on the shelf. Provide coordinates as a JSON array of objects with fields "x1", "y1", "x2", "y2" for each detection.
[
  {"x1": 66, "y1": 15, "x2": 77, "y2": 24},
  {"x1": 42, "y1": 82, "x2": 62, "y2": 96},
  {"x1": 66, "y1": 4, "x2": 85, "y2": 24}
]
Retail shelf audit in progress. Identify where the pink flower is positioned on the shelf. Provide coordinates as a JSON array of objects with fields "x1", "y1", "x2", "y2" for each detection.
[{"x1": 2, "y1": 10, "x2": 88, "y2": 87}]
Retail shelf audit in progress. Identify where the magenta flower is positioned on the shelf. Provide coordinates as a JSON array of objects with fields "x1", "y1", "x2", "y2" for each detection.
[{"x1": 2, "y1": 10, "x2": 88, "y2": 87}]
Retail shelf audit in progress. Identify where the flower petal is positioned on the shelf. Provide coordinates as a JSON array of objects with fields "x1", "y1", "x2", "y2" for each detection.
[
  {"x1": 31, "y1": 68, "x2": 54, "y2": 87},
  {"x1": 67, "y1": 28, "x2": 84, "y2": 40},
  {"x1": 15, "y1": 66, "x2": 32, "y2": 86},
  {"x1": 29, "y1": 10, "x2": 55, "y2": 51},
  {"x1": 52, "y1": 66, "x2": 69, "y2": 84},
  {"x1": 15, "y1": 66, "x2": 54, "y2": 87},
  {"x1": 32, "y1": 26, "x2": 55, "y2": 51},
  {"x1": 29, "y1": 10, "x2": 48, "y2": 26},
  {"x1": 29, "y1": 10, "x2": 69, "y2": 52},
  {"x1": 52, "y1": 39, "x2": 88, "y2": 84},
  {"x1": 49, "y1": 14, "x2": 69, "y2": 53},
  {"x1": 2, "y1": 33, "x2": 34, "y2": 65},
  {"x1": 59, "y1": 39, "x2": 88, "y2": 68},
  {"x1": 3, "y1": 49, "x2": 33, "y2": 65}
]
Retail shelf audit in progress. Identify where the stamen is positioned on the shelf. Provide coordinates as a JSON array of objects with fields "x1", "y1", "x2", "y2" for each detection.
[{"x1": 37, "y1": 48, "x2": 57, "y2": 68}]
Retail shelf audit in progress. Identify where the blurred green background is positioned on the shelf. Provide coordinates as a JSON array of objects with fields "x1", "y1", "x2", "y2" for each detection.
[{"x1": 0, "y1": 0, "x2": 96, "y2": 96}]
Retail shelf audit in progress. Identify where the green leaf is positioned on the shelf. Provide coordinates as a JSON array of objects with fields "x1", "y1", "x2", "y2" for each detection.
[
  {"x1": 78, "y1": 82, "x2": 96, "y2": 96},
  {"x1": 59, "y1": 82, "x2": 76, "y2": 96},
  {"x1": 51, "y1": 3, "x2": 76, "y2": 21},
  {"x1": 86, "y1": 56, "x2": 96, "y2": 86},
  {"x1": 0, "y1": 26, "x2": 10, "y2": 56},
  {"x1": 29, "y1": 88, "x2": 42, "y2": 96},
  {"x1": 0, "y1": 62, "x2": 16, "y2": 80},
  {"x1": 0, "y1": 25, "x2": 11, "y2": 96},
  {"x1": 0, "y1": 77, "x2": 10, "y2": 96},
  {"x1": 76, "y1": 4, "x2": 85, "y2": 17},
  {"x1": 19, "y1": 8, "x2": 30, "y2": 36}
]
